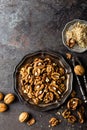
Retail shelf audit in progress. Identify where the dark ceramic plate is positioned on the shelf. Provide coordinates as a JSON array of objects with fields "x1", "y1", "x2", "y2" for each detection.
[{"x1": 14, "y1": 50, "x2": 73, "y2": 111}]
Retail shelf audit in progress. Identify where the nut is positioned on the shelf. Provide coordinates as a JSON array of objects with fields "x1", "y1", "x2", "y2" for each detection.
[
  {"x1": 51, "y1": 72, "x2": 60, "y2": 80},
  {"x1": 46, "y1": 65, "x2": 54, "y2": 73},
  {"x1": 67, "y1": 115, "x2": 77, "y2": 123},
  {"x1": 44, "y1": 92, "x2": 54, "y2": 103},
  {"x1": 67, "y1": 38, "x2": 76, "y2": 48},
  {"x1": 32, "y1": 98, "x2": 40, "y2": 105},
  {"x1": 67, "y1": 98, "x2": 80, "y2": 110},
  {"x1": 27, "y1": 118, "x2": 36, "y2": 126},
  {"x1": 48, "y1": 85, "x2": 60, "y2": 99},
  {"x1": 49, "y1": 117, "x2": 60, "y2": 127},
  {"x1": 59, "y1": 68, "x2": 65, "y2": 76},
  {"x1": 0, "y1": 103, "x2": 7, "y2": 112},
  {"x1": 4, "y1": 93, "x2": 15, "y2": 104},
  {"x1": 0, "y1": 92, "x2": 4, "y2": 101},
  {"x1": 44, "y1": 57, "x2": 51, "y2": 65},
  {"x1": 62, "y1": 109, "x2": 71, "y2": 119},
  {"x1": 19, "y1": 112, "x2": 29, "y2": 123},
  {"x1": 33, "y1": 67, "x2": 41, "y2": 76},
  {"x1": 66, "y1": 53, "x2": 72, "y2": 59},
  {"x1": 74, "y1": 65, "x2": 85, "y2": 76}
]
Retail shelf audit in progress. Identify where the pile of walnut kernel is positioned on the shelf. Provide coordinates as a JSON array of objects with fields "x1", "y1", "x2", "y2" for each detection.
[{"x1": 19, "y1": 57, "x2": 66, "y2": 105}]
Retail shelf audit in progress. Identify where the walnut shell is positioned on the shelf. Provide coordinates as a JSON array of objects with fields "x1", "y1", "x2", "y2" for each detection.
[
  {"x1": 27, "y1": 118, "x2": 36, "y2": 126},
  {"x1": 67, "y1": 115, "x2": 77, "y2": 123},
  {"x1": 19, "y1": 112, "x2": 29, "y2": 123},
  {"x1": 4, "y1": 93, "x2": 15, "y2": 104},
  {"x1": 0, "y1": 103, "x2": 8, "y2": 112},
  {"x1": 74, "y1": 65, "x2": 85, "y2": 76}
]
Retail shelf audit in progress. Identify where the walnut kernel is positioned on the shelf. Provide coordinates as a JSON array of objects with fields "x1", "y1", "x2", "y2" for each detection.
[
  {"x1": 66, "y1": 53, "x2": 72, "y2": 59},
  {"x1": 67, "y1": 98, "x2": 80, "y2": 110},
  {"x1": 62, "y1": 109, "x2": 71, "y2": 119},
  {"x1": 49, "y1": 117, "x2": 60, "y2": 127}
]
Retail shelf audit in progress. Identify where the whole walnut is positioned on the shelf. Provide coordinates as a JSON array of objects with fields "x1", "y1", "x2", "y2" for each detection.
[
  {"x1": 19, "y1": 112, "x2": 29, "y2": 123},
  {"x1": 74, "y1": 65, "x2": 85, "y2": 76},
  {"x1": 0, "y1": 103, "x2": 8, "y2": 112},
  {"x1": 4, "y1": 93, "x2": 15, "y2": 104}
]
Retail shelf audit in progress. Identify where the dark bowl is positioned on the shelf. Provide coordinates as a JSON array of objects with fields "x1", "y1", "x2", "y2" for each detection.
[
  {"x1": 62, "y1": 19, "x2": 87, "y2": 53},
  {"x1": 14, "y1": 50, "x2": 73, "y2": 111}
]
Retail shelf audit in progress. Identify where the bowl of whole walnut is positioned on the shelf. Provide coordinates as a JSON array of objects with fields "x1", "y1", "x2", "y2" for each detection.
[{"x1": 14, "y1": 50, "x2": 73, "y2": 111}]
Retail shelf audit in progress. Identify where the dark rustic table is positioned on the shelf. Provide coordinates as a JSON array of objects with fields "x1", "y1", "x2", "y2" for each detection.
[{"x1": 0, "y1": 0, "x2": 87, "y2": 130}]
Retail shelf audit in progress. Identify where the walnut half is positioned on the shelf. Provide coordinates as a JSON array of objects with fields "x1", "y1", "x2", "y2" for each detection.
[
  {"x1": 49, "y1": 117, "x2": 61, "y2": 127},
  {"x1": 67, "y1": 98, "x2": 80, "y2": 110},
  {"x1": 62, "y1": 109, "x2": 71, "y2": 119}
]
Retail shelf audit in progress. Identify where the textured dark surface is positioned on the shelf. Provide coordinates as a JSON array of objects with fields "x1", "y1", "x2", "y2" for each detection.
[{"x1": 0, "y1": 0, "x2": 87, "y2": 130}]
